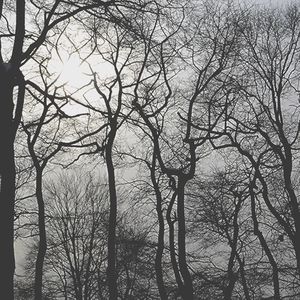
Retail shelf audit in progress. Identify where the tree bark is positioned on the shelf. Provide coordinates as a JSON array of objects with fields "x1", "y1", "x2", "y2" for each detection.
[
  {"x1": 166, "y1": 190, "x2": 183, "y2": 292},
  {"x1": 150, "y1": 156, "x2": 167, "y2": 299},
  {"x1": 0, "y1": 0, "x2": 25, "y2": 296},
  {"x1": 281, "y1": 146, "x2": 300, "y2": 274},
  {"x1": 34, "y1": 169, "x2": 47, "y2": 300},
  {"x1": 105, "y1": 130, "x2": 118, "y2": 300},
  {"x1": 177, "y1": 177, "x2": 193, "y2": 300},
  {"x1": 0, "y1": 75, "x2": 16, "y2": 300},
  {"x1": 155, "y1": 198, "x2": 167, "y2": 300},
  {"x1": 0, "y1": 144, "x2": 15, "y2": 300}
]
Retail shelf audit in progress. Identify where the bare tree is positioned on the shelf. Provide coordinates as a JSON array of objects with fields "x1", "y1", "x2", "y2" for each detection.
[
  {"x1": 0, "y1": 1, "x2": 163, "y2": 297},
  {"x1": 21, "y1": 67, "x2": 87, "y2": 299},
  {"x1": 188, "y1": 166, "x2": 255, "y2": 299},
  {"x1": 194, "y1": 4, "x2": 300, "y2": 298},
  {"x1": 16, "y1": 171, "x2": 158, "y2": 299},
  {"x1": 0, "y1": 1, "x2": 117, "y2": 297},
  {"x1": 130, "y1": 2, "x2": 241, "y2": 298},
  {"x1": 62, "y1": 4, "x2": 176, "y2": 298}
]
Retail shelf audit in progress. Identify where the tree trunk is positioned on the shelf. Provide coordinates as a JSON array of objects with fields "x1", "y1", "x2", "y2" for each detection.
[
  {"x1": 236, "y1": 255, "x2": 251, "y2": 300},
  {"x1": 0, "y1": 78, "x2": 16, "y2": 300},
  {"x1": 150, "y1": 156, "x2": 167, "y2": 299},
  {"x1": 155, "y1": 198, "x2": 167, "y2": 299},
  {"x1": 166, "y1": 190, "x2": 183, "y2": 293},
  {"x1": 34, "y1": 169, "x2": 47, "y2": 300},
  {"x1": 0, "y1": 144, "x2": 15, "y2": 300},
  {"x1": 0, "y1": 0, "x2": 25, "y2": 295},
  {"x1": 105, "y1": 131, "x2": 118, "y2": 300},
  {"x1": 250, "y1": 188, "x2": 280, "y2": 300},
  {"x1": 281, "y1": 151, "x2": 300, "y2": 274},
  {"x1": 224, "y1": 194, "x2": 242, "y2": 300},
  {"x1": 224, "y1": 238, "x2": 237, "y2": 300},
  {"x1": 177, "y1": 177, "x2": 193, "y2": 300}
]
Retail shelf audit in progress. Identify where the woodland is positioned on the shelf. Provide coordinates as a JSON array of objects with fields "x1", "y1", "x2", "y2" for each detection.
[{"x1": 0, "y1": 0, "x2": 299, "y2": 299}]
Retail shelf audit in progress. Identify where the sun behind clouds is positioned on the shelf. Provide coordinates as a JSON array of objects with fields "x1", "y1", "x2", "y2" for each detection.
[{"x1": 57, "y1": 54, "x2": 90, "y2": 89}]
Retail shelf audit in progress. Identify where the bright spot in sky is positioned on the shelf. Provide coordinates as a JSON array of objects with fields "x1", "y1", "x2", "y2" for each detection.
[
  {"x1": 57, "y1": 54, "x2": 90, "y2": 89},
  {"x1": 46, "y1": 52, "x2": 93, "y2": 115}
]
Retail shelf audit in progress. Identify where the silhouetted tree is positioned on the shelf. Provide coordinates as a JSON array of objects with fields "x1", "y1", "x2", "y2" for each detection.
[{"x1": 196, "y1": 4, "x2": 300, "y2": 297}]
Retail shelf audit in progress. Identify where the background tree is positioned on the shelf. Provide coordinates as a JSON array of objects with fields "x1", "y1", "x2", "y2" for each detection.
[
  {"x1": 16, "y1": 172, "x2": 159, "y2": 299},
  {"x1": 196, "y1": 4, "x2": 300, "y2": 297}
]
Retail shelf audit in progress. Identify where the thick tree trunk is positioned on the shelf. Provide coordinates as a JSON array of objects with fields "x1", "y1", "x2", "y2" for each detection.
[
  {"x1": 105, "y1": 132, "x2": 118, "y2": 300},
  {"x1": 177, "y1": 177, "x2": 193, "y2": 300},
  {"x1": 281, "y1": 152, "x2": 300, "y2": 274},
  {"x1": 166, "y1": 190, "x2": 183, "y2": 293},
  {"x1": 155, "y1": 199, "x2": 167, "y2": 299},
  {"x1": 34, "y1": 170, "x2": 47, "y2": 300},
  {"x1": 0, "y1": 80, "x2": 16, "y2": 300},
  {"x1": 0, "y1": 144, "x2": 15, "y2": 300},
  {"x1": 0, "y1": 0, "x2": 25, "y2": 294}
]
